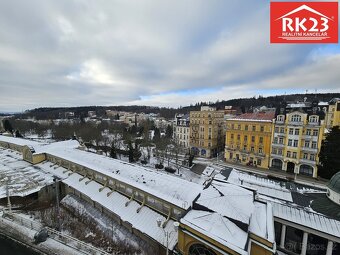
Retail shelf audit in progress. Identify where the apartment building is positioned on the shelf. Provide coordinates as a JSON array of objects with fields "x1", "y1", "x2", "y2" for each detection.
[
  {"x1": 174, "y1": 114, "x2": 190, "y2": 148},
  {"x1": 270, "y1": 101, "x2": 325, "y2": 178},
  {"x1": 190, "y1": 106, "x2": 225, "y2": 158},
  {"x1": 325, "y1": 98, "x2": 340, "y2": 128},
  {"x1": 224, "y1": 112, "x2": 275, "y2": 169}
]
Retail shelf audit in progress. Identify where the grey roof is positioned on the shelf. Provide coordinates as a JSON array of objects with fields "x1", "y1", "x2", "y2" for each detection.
[{"x1": 328, "y1": 171, "x2": 340, "y2": 193}]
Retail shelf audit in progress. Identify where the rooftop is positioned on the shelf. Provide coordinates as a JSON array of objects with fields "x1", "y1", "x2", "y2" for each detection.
[{"x1": 229, "y1": 112, "x2": 275, "y2": 122}]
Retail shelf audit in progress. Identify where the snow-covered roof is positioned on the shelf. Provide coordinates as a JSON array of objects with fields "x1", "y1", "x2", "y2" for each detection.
[
  {"x1": 0, "y1": 135, "x2": 44, "y2": 147},
  {"x1": 0, "y1": 136, "x2": 202, "y2": 209},
  {"x1": 0, "y1": 148, "x2": 54, "y2": 199},
  {"x1": 181, "y1": 210, "x2": 248, "y2": 255},
  {"x1": 249, "y1": 202, "x2": 275, "y2": 243},
  {"x1": 196, "y1": 181, "x2": 254, "y2": 224},
  {"x1": 272, "y1": 202, "x2": 340, "y2": 238},
  {"x1": 227, "y1": 170, "x2": 293, "y2": 202},
  {"x1": 63, "y1": 172, "x2": 178, "y2": 250},
  {"x1": 41, "y1": 140, "x2": 202, "y2": 209}
]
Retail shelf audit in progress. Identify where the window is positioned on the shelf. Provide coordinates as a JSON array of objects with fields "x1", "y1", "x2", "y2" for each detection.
[
  {"x1": 288, "y1": 139, "x2": 293, "y2": 146},
  {"x1": 284, "y1": 226, "x2": 303, "y2": 254},
  {"x1": 251, "y1": 146, "x2": 255, "y2": 152},
  {"x1": 311, "y1": 141, "x2": 317, "y2": 149},
  {"x1": 303, "y1": 153, "x2": 308, "y2": 159},
  {"x1": 306, "y1": 233, "x2": 328, "y2": 255},
  {"x1": 237, "y1": 134, "x2": 240, "y2": 140},
  {"x1": 272, "y1": 148, "x2": 277, "y2": 154},
  {"x1": 231, "y1": 124, "x2": 234, "y2": 129},
  {"x1": 243, "y1": 145, "x2": 247, "y2": 150},
  {"x1": 274, "y1": 137, "x2": 278, "y2": 144},
  {"x1": 293, "y1": 140, "x2": 298, "y2": 147},
  {"x1": 209, "y1": 120, "x2": 212, "y2": 124},
  {"x1": 304, "y1": 141, "x2": 310, "y2": 148},
  {"x1": 259, "y1": 137, "x2": 263, "y2": 144},
  {"x1": 291, "y1": 114, "x2": 302, "y2": 122},
  {"x1": 294, "y1": 129, "x2": 299, "y2": 135},
  {"x1": 252, "y1": 125, "x2": 256, "y2": 131},
  {"x1": 292, "y1": 152, "x2": 297, "y2": 158},
  {"x1": 287, "y1": 151, "x2": 291, "y2": 157},
  {"x1": 277, "y1": 115, "x2": 284, "y2": 122},
  {"x1": 245, "y1": 125, "x2": 248, "y2": 131},
  {"x1": 306, "y1": 129, "x2": 311, "y2": 135},
  {"x1": 289, "y1": 128, "x2": 294, "y2": 135},
  {"x1": 279, "y1": 137, "x2": 284, "y2": 144},
  {"x1": 260, "y1": 126, "x2": 264, "y2": 132},
  {"x1": 310, "y1": 154, "x2": 315, "y2": 161},
  {"x1": 257, "y1": 158, "x2": 262, "y2": 166},
  {"x1": 280, "y1": 127, "x2": 285, "y2": 133},
  {"x1": 278, "y1": 149, "x2": 283, "y2": 155},
  {"x1": 251, "y1": 136, "x2": 255, "y2": 142},
  {"x1": 259, "y1": 148, "x2": 263, "y2": 154},
  {"x1": 275, "y1": 127, "x2": 279, "y2": 133},
  {"x1": 238, "y1": 124, "x2": 241, "y2": 130},
  {"x1": 313, "y1": 130, "x2": 318, "y2": 136},
  {"x1": 309, "y1": 115, "x2": 318, "y2": 123},
  {"x1": 244, "y1": 135, "x2": 248, "y2": 142},
  {"x1": 231, "y1": 134, "x2": 234, "y2": 139},
  {"x1": 189, "y1": 244, "x2": 217, "y2": 255},
  {"x1": 274, "y1": 222, "x2": 282, "y2": 245}
]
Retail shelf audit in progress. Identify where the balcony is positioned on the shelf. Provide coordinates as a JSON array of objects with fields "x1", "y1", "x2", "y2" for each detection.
[
  {"x1": 301, "y1": 147, "x2": 318, "y2": 153},
  {"x1": 272, "y1": 143, "x2": 285, "y2": 148},
  {"x1": 300, "y1": 158, "x2": 316, "y2": 164},
  {"x1": 288, "y1": 121, "x2": 303, "y2": 126},
  {"x1": 271, "y1": 153, "x2": 283, "y2": 159}
]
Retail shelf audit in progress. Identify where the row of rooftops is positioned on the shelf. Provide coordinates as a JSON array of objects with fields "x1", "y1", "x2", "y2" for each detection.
[{"x1": 1, "y1": 134, "x2": 339, "y2": 253}]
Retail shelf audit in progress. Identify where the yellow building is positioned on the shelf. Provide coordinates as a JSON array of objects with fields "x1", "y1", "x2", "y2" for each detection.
[
  {"x1": 225, "y1": 112, "x2": 275, "y2": 169},
  {"x1": 190, "y1": 106, "x2": 225, "y2": 158},
  {"x1": 326, "y1": 98, "x2": 340, "y2": 128},
  {"x1": 270, "y1": 105, "x2": 325, "y2": 178}
]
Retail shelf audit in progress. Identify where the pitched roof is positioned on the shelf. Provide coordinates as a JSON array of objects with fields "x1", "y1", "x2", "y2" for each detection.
[{"x1": 229, "y1": 112, "x2": 275, "y2": 122}]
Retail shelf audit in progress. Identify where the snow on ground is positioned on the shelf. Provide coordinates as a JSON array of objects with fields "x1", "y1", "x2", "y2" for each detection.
[
  {"x1": 0, "y1": 147, "x2": 54, "y2": 199},
  {"x1": 0, "y1": 212, "x2": 85, "y2": 255},
  {"x1": 61, "y1": 194, "x2": 142, "y2": 250}
]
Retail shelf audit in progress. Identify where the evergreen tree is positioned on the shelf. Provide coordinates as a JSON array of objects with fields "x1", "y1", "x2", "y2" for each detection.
[
  {"x1": 165, "y1": 124, "x2": 173, "y2": 138},
  {"x1": 318, "y1": 126, "x2": 340, "y2": 179},
  {"x1": 110, "y1": 142, "x2": 117, "y2": 159},
  {"x1": 3, "y1": 119, "x2": 13, "y2": 133}
]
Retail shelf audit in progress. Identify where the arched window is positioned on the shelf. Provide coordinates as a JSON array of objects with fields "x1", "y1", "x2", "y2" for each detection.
[
  {"x1": 277, "y1": 115, "x2": 285, "y2": 122},
  {"x1": 189, "y1": 244, "x2": 217, "y2": 255},
  {"x1": 291, "y1": 114, "x2": 301, "y2": 122},
  {"x1": 309, "y1": 115, "x2": 318, "y2": 123}
]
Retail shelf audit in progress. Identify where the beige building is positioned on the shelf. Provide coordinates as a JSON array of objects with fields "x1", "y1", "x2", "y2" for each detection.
[
  {"x1": 325, "y1": 98, "x2": 340, "y2": 128},
  {"x1": 189, "y1": 106, "x2": 225, "y2": 158},
  {"x1": 174, "y1": 114, "x2": 190, "y2": 148},
  {"x1": 270, "y1": 102, "x2": 325, "y2": 178}
]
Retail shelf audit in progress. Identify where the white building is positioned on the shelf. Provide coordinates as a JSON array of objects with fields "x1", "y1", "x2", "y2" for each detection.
[{"x1": 174, "y1": 114, "x2": 190, "y2": 148}]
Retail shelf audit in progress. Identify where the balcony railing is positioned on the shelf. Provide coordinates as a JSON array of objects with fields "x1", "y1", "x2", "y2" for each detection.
[
  {"x1": 300, "y1": 158, "x2": 316, "y2": 164},
  {"x1": 301, "y1": 147, "x2": 318, "y2": 153}
]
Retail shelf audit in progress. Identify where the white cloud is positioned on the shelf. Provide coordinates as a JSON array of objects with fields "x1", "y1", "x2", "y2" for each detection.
[{"x1": 0, "y1": 0, "x2": 339, "y2": 112}]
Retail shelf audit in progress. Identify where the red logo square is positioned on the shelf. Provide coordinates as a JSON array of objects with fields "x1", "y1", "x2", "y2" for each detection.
[{"x1": 270, "y1": 2, "x2": 338, "y2": 43}]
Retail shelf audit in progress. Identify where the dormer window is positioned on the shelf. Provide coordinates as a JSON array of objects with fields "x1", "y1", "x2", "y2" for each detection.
[
  {"x1": 309, "y1": 115, "x2": 318, "y2": 123},
  {"x1": 277, "y1": 115, "x2": 284, "y2": 122},
  {"x1": 291, "y1": 114, "x2": 301, "y2": 122}
]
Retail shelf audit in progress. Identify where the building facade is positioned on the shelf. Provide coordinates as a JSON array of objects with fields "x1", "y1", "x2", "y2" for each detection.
[
  {"x1": 190, "y1": 106, "x2": 225, "y2": 158},
  {"x1": 224, "y1": 112, "x2": 275, "y2": 169},
  {"x1": 270, "y1": 102, "x2": 325, "y2": 178},
  {"x1": 174, "y1": 114, "x2": 190, "y2": 148},
  {"x1": 326, "y1": 98, "x2": 340, "y2": 128}
]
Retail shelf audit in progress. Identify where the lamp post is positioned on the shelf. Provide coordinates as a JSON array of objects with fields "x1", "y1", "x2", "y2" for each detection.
[{"x1": 157, "y1": 219, "x2": 179, "y2": 255}]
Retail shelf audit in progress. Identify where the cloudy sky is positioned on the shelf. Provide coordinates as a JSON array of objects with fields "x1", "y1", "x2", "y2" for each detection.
[{"x1": 0, "y1": 0, "x2": 339, "y2": 112}]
